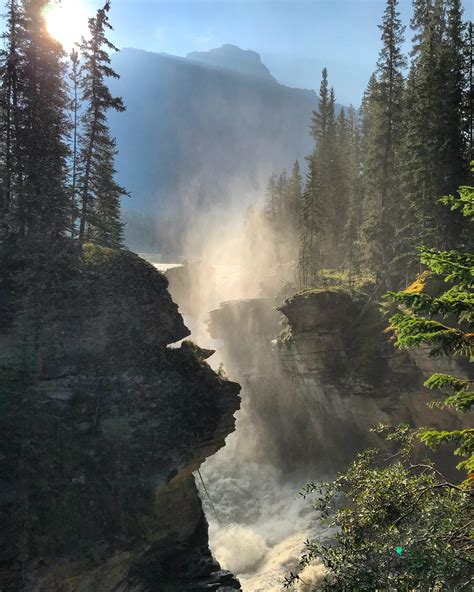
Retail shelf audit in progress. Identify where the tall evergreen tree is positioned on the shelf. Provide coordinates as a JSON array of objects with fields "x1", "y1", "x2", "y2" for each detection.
[
  {"x1": 299, "y1": 69, "x2": 334, "y2": 284},
  {"x1": 362, "y1": 0, "x2": 406, "y2": 288},
  {"x1": 298, "y1": 155, "x2": 322, "y2": 287},
  {"x1": 264, "y1": 173, "x2": 278, "y2": 225},
  {"x1": 287, "y1": 160, "x2": 302, "y2": 233},
  {"x1": 69, "y1": 48, "x2": 80, "y2": 236},
  {"x1": 401, "y1": 0, "x2": 469, "y2": 262},
  {"x1": 441, "y1": 0, "x2": 468, "y2": 199},
  {"x1": 0, "y1": 0, "x2": 23, "y2": 239},
  {"x1": 310, "y1": 67, "x2": 329, "y2": 143},
  {"x1": 16, "y1": 0, "x2": 70, "y2": 241},
  {"x1": 77, "y1": 0, "x2": 126, "y2": 248},
  {"x1": 342, "y1": 105, "x2": 364, "y2": 292}
]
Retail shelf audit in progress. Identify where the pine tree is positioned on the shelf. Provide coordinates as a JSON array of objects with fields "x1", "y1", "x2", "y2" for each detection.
[
  {"x1": 359, "y1": 73, "x2": 378, "y2": 163},
  {"x1": 335, "y1": 105, "x2": 351, "y2": 236},
  {"x1": 306, "y1": 71, "x2": 340, "y2": 272},
  {"x1": 77, "y1": 0, "x2": 126, "y2": 248},
  {"x1": 69, "y1": 48, "x2": 80, "y2": 236},
  {"x1": 0, "y1": 0, "x2": 23, "y2": 240},
  {"x1": 276, "y1": 168, "x2": 288, "y2": 226},
  {"x1": 16, "y1": 0, "x2": 70, "y2": 241},
  {"x1": 322, "y1": 85, "x2": 345, "y2": 267},
  {"x1": 401, "y1": 0, "x2": 469, "y2": 262},
  {"x1": 298, "y1": 154, "x2": 324, "y2": 286},
  {"x1": 299, "y1": 68, "x2": 352, "y2": 283},
  {"x1": 264, "y1": 173, "x2": 278, "y2": 225},
  {"x1": 411, "y1": 0, "x2": 433, "y2": 54},
  {"x1": 287, "y1": 160, "x2": 302, "y2": 233},
  {"x1": 342, "y1": 105, "x2": 364, "y2": 292},
  {"x1": 441, "y1": 0, "x2": 469, "y2": 211},
  {"x1": 386, "y1": 173, "x2": 474, "y2": 472},
  {"x1": 310, "y1": 67, "x2": 329, "y2": 143},
  {"x1": 362, "y1": 0, "x2": 406, "y2": 288}
]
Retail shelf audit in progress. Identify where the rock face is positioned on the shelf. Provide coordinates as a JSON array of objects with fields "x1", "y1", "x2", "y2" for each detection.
[
  {"x1": 208, "y1": 290, "x2": 469, "y2": 475},
  {"x1": 0, "y1": 247, "x2": 241, "y2": 591},
  {"x1": 187, "y1": 45, "x2": 277, "y2": 83}
]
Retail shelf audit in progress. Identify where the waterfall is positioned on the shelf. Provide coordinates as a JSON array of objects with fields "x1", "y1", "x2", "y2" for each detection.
[{"x1": 160, "y1": 258, "x2": 329, "y2": 590}]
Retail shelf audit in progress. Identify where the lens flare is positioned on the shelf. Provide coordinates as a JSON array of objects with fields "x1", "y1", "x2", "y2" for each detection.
[{"x1": 44, "y1": 1, "x2": 89, "y2": 51}]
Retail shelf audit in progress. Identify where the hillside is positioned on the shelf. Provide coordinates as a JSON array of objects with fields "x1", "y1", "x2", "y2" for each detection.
[{"x1": 108, "y1": 46, "x2": 322, "y2": 254}]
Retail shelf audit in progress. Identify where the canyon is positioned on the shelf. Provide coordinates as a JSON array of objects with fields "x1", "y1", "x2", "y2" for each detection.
[
  {"x1": 0, "y1": 251, "x2": 467, "y2": 591},
  {"x1": 164, "y1": 262, "x2": 468, "y2": 590}
]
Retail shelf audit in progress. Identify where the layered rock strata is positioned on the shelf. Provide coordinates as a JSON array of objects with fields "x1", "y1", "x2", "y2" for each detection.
[
  {"x1": 0, "y1": 247, "x2": 241, "y2": 591},
  {"x1": 208, "y1": 290, "x2": 468, "y2": 474}
]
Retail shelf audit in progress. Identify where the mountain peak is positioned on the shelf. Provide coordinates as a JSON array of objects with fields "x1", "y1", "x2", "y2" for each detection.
[{"x1": 186, "y1": 44, "x2": 277, "y2": 83}]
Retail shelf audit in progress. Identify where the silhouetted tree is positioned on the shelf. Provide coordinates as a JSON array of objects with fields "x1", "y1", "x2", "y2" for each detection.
[{"x1": 78, "y1": 0, "x2": 126, "y2": 247}]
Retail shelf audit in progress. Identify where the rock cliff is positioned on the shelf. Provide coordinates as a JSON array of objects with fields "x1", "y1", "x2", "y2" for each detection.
[
  {"x1": 208, "y1": 289, "x2": 468, "y2": 475},
  {"x1": 0, "y1": 246, "x2": 241, "y2": 591}
]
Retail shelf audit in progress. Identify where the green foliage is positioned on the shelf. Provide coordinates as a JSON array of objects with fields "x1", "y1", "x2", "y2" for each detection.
[
  {"x1": 399, "y1": 0, "x2": 470, "y2": 262},
  {"x1": 424, "y1": 373, "x2": 474, "y2": 412},
  {"x1": 0, "y1": 0, "x2": 71, "y2": 243},
  {"x1": 77, "y1": 1, "x2": 127, "y2": 247},
  {"x1": 419, "y1": 248, "x2": 474, "y2": 286},
  {"x1": 274, "y1": 0, "x2": 471, "y2": 292},
  {"x1": 290, "y1": 168, "x2": 473, "y2": 591},
  {"x1": 441, "y1": 183, "x2": 474, "y2": 220},
  {"x1": 361, "y1": 0, "x2": 407, "y2": 287},
  {"x1": 285, "y1": 446, "x2": 473, "y2": 591},
  {"x1": 386, "y1": 178, "x2": 473, "y2": 471},
  {"x1": 0, "y1": 1, "x2": 128, "y2": 252}
]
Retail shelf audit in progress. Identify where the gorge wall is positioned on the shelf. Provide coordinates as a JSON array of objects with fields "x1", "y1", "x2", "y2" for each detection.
[
  {"x1": 161, "y1": 261, "x2": 469, "y2": 589},
  {"x1": 0, "y1": 248, "x2": 241, "y2": 591},
  {"x1": 208, "y1": 289, "x2": 466, "y2": 475}
]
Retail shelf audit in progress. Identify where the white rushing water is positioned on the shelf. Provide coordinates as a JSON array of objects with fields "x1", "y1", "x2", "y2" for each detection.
[
  {"x1": 198, "y1": 365, "x2": 329, "y2": 591},
  {"x1": 153, "y1": 259, "x2": 328, "y2": 590}
]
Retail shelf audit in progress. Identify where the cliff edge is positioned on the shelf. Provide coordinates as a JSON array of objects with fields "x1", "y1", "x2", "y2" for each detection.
[{"x1": 0, "y1": 246, "x2": 241, "y2": 591}]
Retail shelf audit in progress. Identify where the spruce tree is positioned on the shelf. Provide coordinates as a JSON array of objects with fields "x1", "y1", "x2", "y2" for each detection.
[
  {"x1": 401, "y1": 0, "x2": 469, "y2": 262},
  {"x1": 362, "y1": 0, "x2": 406, "y2": 288},
  {"x1": 299, "y1": 72, "x2": 327, "y2": 284},
  {"x1": 386, "y1": 174, "x2": 474, "y2": 472},
  {"x1": 0, "y1": 0, "x2": 23, "y2": 240},
  {"x1": 16, "y1": 0, "x2": 70, "y2": 241},
  {"x1": 69, "y1": 48, "x2": 80, "y2": 236},
  {"x1": 441, "y1": 0, "x2": 468, "y2": 206},
  {"x1": 264, "y1": 173, "x2": 278, "y2": 225},
  {"x1": 287, "y1": 160, "x2": 302, "y2": 233},
  {"x1": 77, "y1": 0, "x2": 126, "y2": 248},
  {"x1": 342, "y1": 105, "x2": 364, "y2": 292},
  {"x1": 310, "y1": 67, "x2": 329, "y2": 143},
  {"x1": 298, "y1": 153, "x2": 324, "y2": 286},
  {"x1": 304, "y1": 70, "x2": 340, "y2": 273}
]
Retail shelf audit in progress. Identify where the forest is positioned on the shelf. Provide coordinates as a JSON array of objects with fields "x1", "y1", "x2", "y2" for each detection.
[
  {"x1": 258, "y1": 0, "x2": 472, "y2": 293},
  {"x1": 0, "y1": 0, "x2": 472, "y2": 591}
]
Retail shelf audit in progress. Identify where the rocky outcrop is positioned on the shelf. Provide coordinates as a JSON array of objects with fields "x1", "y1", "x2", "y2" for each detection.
[
  {"x1": 187, "y1": 45, "x2": 278, "y2": 83},
  {"x1": 208, "y1": 290, "x2": 469, "y2": 475},
  {"x1": 0, "y1": 246, "x2": 241, "y2": 591}
]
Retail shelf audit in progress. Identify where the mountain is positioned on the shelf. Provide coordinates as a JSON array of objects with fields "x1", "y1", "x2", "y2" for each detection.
[
  {"x1": 108, "y1": 46, "x2": 324, "y2": 254},
  {"x1": 186, "y1": 43, "x2": 277, "y2": 83}
]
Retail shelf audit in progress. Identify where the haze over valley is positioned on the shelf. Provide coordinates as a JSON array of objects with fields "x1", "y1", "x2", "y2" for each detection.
[{"x1": 0, "y1": 1, "x2": 472, "y2": 591}]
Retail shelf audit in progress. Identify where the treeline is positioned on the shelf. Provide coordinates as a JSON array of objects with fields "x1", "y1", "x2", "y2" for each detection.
[
  {"x1": 0, "y1": 0, "x2": 126, "y2": 253},
  {"x1": 264, "y1": 0, "x2": 472, "y2": 291}
]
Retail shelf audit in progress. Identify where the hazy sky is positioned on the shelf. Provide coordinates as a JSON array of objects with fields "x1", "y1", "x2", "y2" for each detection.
[{"x1": 78, "y1": 0, "x2": 473, "y2": 105}]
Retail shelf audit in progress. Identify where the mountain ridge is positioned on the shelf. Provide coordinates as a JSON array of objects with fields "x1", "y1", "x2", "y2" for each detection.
[
  {"x1": 186, "y1": 43, "x2": 278, "y2": 83},
  {"x1": 108, "y1": 46, "x2": 329, "y2": 254}
]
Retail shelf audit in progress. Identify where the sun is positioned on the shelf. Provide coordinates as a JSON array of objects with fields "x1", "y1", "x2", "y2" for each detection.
[{"x1": 44, "y1": 1, "x2": 89, "y2": 52}]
